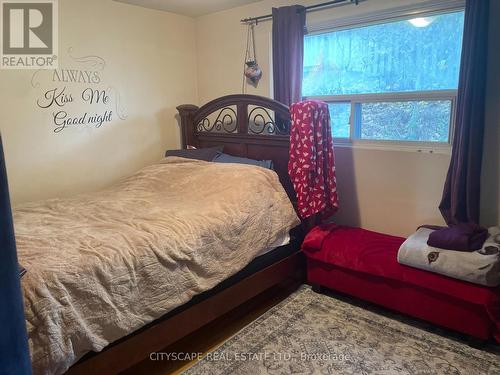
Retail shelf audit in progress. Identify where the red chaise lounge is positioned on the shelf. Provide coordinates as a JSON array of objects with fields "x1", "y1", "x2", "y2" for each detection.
[{"x1": 303, "y1": 224, "x2": 500, "y2": 341}]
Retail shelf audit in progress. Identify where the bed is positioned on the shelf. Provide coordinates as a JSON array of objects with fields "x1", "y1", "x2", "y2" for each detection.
[{"x1": 17, "y1": 95, "x2": 306, "y2": 374}]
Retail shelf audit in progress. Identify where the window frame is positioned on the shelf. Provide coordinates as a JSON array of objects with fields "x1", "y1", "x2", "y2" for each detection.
[{"x1": 303, "y1": 0, "x2": 465, "y2": 153}]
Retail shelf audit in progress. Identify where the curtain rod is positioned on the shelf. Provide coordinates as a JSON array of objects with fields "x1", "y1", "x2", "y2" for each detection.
[{"x1": 240, "y1": 0, "x2": 361, "y2": 24}]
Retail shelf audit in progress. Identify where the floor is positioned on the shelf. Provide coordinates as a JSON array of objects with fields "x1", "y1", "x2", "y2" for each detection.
[
  {"x1": 183, "y1": 285, "x2": 500, "y2": 375},
  {"x1": 123, "y1": 282, "x2": 500, "y2": 375},
  {"x1": 122, "y1": 283, "x2": 299, "y2": 375}
]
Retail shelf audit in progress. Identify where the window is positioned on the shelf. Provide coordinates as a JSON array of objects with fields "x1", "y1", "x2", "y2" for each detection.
[{"x1": 303, "y1": 9, "x2": 465, "y2": 146}]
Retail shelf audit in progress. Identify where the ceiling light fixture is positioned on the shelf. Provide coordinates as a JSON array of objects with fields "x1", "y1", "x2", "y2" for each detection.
[{"x1": 408, "y1": 17, "x2": 434, "y2": 27}]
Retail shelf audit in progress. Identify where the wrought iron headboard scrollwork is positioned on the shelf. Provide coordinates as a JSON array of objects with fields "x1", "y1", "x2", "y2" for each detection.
[
  {"x1": 176, "y1": 94, "x2": 294, "y2": 200},
  {"x1": 196, "y1": 106, "x2": 238, "y2": 133},
  {"x1": 177, "y1": 94, "x2": 291, "y2": 145},
  {"x1": 248, "y1": 105, "x2": 290, "y2": 135}
]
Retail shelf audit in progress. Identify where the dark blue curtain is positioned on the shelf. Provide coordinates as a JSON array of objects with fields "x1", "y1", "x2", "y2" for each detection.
[
  {"x1": 439, "y1": 0, "x2": 490, "y2": 225},
  {"x1": 0, "y1": 136, "x2": 31, "y2": 375}
]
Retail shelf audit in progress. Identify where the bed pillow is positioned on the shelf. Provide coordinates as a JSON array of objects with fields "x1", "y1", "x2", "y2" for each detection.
[
  {"x1": 165, "y1": 146, "x2": 223, "y2": 161},
  {"x1": 212, "y1": 153, "x2": 274, "y2": 170}
]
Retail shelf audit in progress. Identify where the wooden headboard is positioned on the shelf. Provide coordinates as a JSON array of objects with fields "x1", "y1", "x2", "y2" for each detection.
[{"x1": 177, "y1": 94, "x2": 296, "y2": 201}]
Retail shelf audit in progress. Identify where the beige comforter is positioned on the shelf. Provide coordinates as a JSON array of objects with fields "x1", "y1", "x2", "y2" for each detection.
[{"x1": 15, "y1": 157, "x2": 299, "y2": 375}]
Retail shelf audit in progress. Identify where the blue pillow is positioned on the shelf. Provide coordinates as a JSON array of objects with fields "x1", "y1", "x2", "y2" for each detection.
[
  {"x1": 165, "y1": 146, "x2": 223, "y2": 161},
  {"x1": 212, "y1": 153, "x2": 274, "y2": 170}
]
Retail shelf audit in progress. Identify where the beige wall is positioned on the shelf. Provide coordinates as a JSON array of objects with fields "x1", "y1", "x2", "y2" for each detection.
[
  {"x1": 196, "y1": 0, "x2": 457, "y2": 236},
  {"x1": 332, "y1": 147, "x2": 450, "y2": 236},
  {"x1": 0, "y1": 0, "x2": 197, "y2": 205}
]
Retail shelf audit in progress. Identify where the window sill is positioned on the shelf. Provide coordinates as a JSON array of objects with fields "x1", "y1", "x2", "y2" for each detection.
[{"x1": 332, "y1": 140, "x2": 452, "y2": 155}]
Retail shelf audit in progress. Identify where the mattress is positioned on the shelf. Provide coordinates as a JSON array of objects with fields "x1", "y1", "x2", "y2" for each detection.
[
  {"x1": 15, "y1": 157, "x2": 300, "y2": 375},
  {"x1": 256, "y1": 232, "x2": 290, "y2": 257}
]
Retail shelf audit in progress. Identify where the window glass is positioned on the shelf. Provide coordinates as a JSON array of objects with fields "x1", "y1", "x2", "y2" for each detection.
[
  {"x1": 303, "y1": 11, "x2": 464, "y2": 96},
  {"x1": 355, "y1": 100, "x2": 452, "y2": 142},
  {"x1": 328, "y1": 102, "x2": 351, "y2": 138},
  {"x1": 302, "y1": 9, "x2": 464, "y2": 144}
]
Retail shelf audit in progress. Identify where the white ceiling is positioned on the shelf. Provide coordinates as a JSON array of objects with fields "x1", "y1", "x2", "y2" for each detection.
[{"x1": 115, "y1": 0, "x2": 262, "y2": 17}]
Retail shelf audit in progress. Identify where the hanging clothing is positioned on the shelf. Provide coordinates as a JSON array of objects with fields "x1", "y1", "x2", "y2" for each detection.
[{"x1": 288, "y1": 100, "x2": 339, "y2": 220}]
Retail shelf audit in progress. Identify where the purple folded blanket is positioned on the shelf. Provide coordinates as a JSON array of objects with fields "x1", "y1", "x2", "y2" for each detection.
[{"x1": 426, "y1": 223, "x2": 489, "y2": 251}]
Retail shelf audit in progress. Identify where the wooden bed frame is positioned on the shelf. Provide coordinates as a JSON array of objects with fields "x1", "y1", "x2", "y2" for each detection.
[{"x1": 66, "y1": 94, "x2": 306, "y2": 374}]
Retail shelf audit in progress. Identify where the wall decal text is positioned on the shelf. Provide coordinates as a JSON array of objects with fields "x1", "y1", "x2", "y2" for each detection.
[{"x1": 31, "y1": 48, "x2": 128, "y2": 133}]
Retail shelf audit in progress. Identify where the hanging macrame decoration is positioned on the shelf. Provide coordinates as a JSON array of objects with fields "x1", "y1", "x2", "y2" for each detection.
[{"x1": 243, "y1": 22, "x2": 262, "y2": 91}]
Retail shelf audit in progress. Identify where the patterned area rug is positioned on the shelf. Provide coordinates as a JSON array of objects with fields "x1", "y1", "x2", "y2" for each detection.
[{"x1": 184, "y1": 285, "x2": 500, "y2": 375}]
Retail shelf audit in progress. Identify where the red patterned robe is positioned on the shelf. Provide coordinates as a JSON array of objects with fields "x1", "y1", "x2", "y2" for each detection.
[{"x1": 288, "y1": 100, "x2": 339, "y2": 219}]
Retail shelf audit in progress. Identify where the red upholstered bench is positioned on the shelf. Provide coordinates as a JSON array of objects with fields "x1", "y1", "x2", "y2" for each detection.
[{"x1": 302, "y1": 224, "x2": 500, "y2": 341}]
